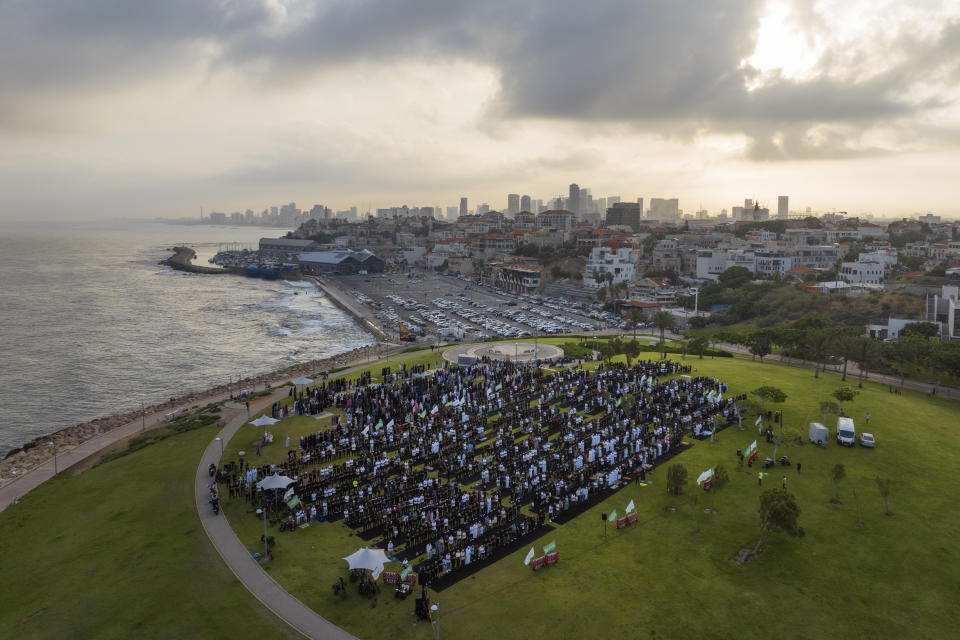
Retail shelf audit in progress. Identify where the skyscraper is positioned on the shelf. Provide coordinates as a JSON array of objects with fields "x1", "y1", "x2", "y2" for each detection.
[
  {"x1": 649, "y1": 198, "x2": 678, "y2": 220},
  {"x1": 507, "y1": 193, "x2": 520, "y2": 215},
  {"x1": 520, "y1": 194, "x2": 531, "y2": 212},
  {"x1": 778, "y1": 195, "x2": 789, "y2": 219},
  {"x1": 459, "y1": 197, "x2": 468, "y2": 216},
  {"x1": 568, "y1": 183, "x2": 580, "y2": 215}
]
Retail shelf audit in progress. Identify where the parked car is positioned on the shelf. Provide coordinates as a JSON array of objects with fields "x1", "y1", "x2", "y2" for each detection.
[{"x1": 859, "y1": 432, "x2": 875, "y2": 448}]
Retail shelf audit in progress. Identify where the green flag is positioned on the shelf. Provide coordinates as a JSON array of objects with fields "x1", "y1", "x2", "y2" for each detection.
[
  {"x1": 543, "y1": 539, "x2": 556, "y2": 554},
  {"x1": 609, "y1": 508, "x2": 618, "y2": 522},
  {"x1": 400, "y1": 565, "x2": 412, "y2": 579},
  {"x1": 616, "y1": 398, "x2": 622, "y2": 407},
  {"x1": 375, "y1": 419, "x2": 383, "y2": 431},
  {"x1": 495, "y1": 383, "x2": 502, "y2": 391},
  {"x1": 419, "y1": 410, "x2": 427, "y2": 418}
]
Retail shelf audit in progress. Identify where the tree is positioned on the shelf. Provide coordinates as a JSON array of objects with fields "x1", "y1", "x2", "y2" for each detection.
[
  {"x1": 849, "y1": 337, "x2": 882, "y2": 388},
  {"x1": 752, "y1": 386, "x2": 787, "y2": 412},
  {"x1": 711, "y1": 464, "x2": 729, "y2": 512},
  {"x1": 884, "y1": 335, "x2": 931, "y2": 390},
  {"x1": 819, "y1": 400, "x2": 839, "y2": 426},
  {"x1": 717, "y1": 266, "x2": 753, "y2": 289},
  {"x1": 901, "y1": 322, "x2": 939, "y2": 338},
  {"x1": 666, "y1": 463, "x2": 688, "y2": 495},
  {"x1": 829, "y1": 463, "x2": 846, "y2": 504},
  {"x1": 744, "y1": 489, "x2": 801, "y2": 562},
  {"x1": 749, "y1": 335, "x2": 772, "y2": 361},
  {"x1": 624, "y1": 339, "x2": 640, "y2": 367},
  {"x1": 805, "y1": 330, "x2": 832, "y2": 378},
  {"x1": 688, "y1": 335, "x2": 709, "y2": 359},
  {"x1": 628, "y1": 308, "x2": 646, "y2": 342},
  {"x1": 875, "y1": 476, "x2": 892, "y2": 516},
  {"x1": 596, "y1": 287, "x2": 607, "y2": 304},
  {"x1": 831, "y1": 386, "x2": 859, "y2": 416},
  {"x1": 653, "y1": 311, "x2": 674, "y2": 359}
]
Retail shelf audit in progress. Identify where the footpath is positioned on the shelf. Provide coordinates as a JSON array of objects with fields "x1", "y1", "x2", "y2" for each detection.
[{"x1": 193, "y1": 349, "x2": 424, "y2": 640}]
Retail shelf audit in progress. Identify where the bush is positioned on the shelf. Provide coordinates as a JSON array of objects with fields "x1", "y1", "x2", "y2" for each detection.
[{"x1": 560, "y1": 342, "x2": 593, "y2": 359}]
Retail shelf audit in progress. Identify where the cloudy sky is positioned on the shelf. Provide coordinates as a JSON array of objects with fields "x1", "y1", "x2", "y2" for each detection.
[{"x1": 2, "y1": 0, "x2": 959, "y2": 220}]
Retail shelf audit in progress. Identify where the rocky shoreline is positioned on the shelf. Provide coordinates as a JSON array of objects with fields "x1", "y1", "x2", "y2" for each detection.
[{"x1": 0, "y1": 343, "x2": 393, "y2": 485}]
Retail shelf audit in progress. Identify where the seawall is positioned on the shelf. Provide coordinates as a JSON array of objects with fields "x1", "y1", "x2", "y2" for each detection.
[
  {"x1": 308, "y1": 276, "x2": 391, "y2": 343},
  {"x1": 161, "y1": 246, "x2": 228, "y2": 274}
]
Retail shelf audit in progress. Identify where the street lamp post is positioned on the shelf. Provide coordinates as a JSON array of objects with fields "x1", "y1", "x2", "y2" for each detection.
[
  {"x1": 48, "y1": 442, "x2": 58, "y2": 475},
  {"x1": 214, "y1": 436, "x2": 224, "y2": 473},
  {"x1": 431, "y1": 603, "x2": 439, "y2": 640}
]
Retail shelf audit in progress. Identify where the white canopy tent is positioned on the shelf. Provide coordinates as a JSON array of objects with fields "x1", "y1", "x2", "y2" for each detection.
[
  {"x1": 292, "y1": 376, "x2": 315, "y2": 387},
  {"x1": 250, "y1": 415, "x2": 280, "y2": 427},
  {"x1": 257, "y1": 473, "x2": 295, "y2": 491},
  {"x1": 343, "y1": 547, "x2": 390, "y2": 572}
]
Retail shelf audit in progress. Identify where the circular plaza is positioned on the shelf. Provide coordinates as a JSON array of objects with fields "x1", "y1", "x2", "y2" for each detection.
[{"x1": 442, "y1": 340, "x2": 564, "y2": 365}]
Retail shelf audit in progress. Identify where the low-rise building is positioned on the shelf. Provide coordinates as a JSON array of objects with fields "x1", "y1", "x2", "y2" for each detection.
[
  {"x1": 838, "y1": 260, "x2": 885, "y2": 284},
  {"x1": 583, "y1": 246, "x2": 637, "y2": 288}
]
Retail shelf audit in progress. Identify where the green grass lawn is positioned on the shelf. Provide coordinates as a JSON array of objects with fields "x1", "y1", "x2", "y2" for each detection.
[
  {"x1": 0, "y1": 425, "x2": 296, "y2": 640},
  {"x1": 223, "y1": 350, "x2": 960, "y2": 640},
  {"x1": 3, "y1": 348, "x2": 959, "y2": 640}
]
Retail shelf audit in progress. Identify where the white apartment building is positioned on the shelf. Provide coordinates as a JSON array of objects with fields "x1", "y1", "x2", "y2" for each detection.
[
  {"x1": 858, "y1": 248, "x2": 898, "y2": 268},
  {"x1": 754, "y1": 250, "x2": 793, "y2": 277},
  {"x1": 839, "y1": 260, "x2": 885, "y2": 284},
  {"x1": 583, "y1": 246, "x2": 637, "y2": 288},
  {"x1": 927, "y1": 285, "x2": 960, "y2": 340},
  {"x1": 696, "y1": 250, "x2": 728, "y2": 280}
]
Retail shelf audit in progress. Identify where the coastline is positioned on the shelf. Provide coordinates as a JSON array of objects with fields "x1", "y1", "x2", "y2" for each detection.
[{"x1": 0, "y1": 342, "x2": 393, "y2": 487}]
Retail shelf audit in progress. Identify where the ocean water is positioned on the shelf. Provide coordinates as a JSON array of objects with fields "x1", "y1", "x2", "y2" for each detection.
[{"x1": 0, "y1": 220, "x2": 374, "y2": 455}]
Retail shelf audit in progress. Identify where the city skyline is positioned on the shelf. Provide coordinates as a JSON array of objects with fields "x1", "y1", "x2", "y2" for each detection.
[{"x1": 3, "y1": 1, "x2": 960, "y2": 220}]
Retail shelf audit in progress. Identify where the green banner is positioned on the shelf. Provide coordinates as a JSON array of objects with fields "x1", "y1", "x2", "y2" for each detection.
[
  {"x1": 609, "y1": 509, "x2": 618, "y2": 522},
  {"x1": 543, "y1": 539, "x2": 556, "y2": 554}
]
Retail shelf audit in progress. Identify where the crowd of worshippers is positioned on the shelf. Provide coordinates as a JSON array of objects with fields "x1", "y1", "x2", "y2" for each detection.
[{"x1": 218, "y1": 358, "x2": 742, "y2": 585}]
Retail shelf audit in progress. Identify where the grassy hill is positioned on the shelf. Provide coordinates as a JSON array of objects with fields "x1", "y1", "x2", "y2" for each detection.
[{"x1": 2, "y1": 347, "x2": 958, "y2": 639}]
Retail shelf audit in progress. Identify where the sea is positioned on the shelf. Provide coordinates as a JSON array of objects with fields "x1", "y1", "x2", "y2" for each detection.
[{"x1": 0, "y1": 219, "x2": 374, "y2": 456}]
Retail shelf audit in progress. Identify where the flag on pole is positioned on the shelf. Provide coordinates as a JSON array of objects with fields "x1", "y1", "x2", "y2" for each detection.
[
  {"x1": 400, "y1": 565, "x2": 412, "y2": 580},
  {"x1": 419, "y1": 410, "x2": 427, "y2": 419},
  {"x1": 745, "y1": 440, "x2": 758, "y2": 462},
  {"x1": 697, "y1": 467, "x2": 714, "y2": 489},
  {"x1": 609, "y1": 508, "x2": 618, "y2": 523},
  {"x1": 616, "y1": 398, "x2": 622, "y2": 407},
  {"x1": 375, "y1": 419, "x2": 383, "y2": 431},
  {"x1": 626, "y1": 499, "x2": 636, "y2": 514},
  {"x1": 524, "y1": 546, "x2": 535, "y2": 566},
  {"x1": 755, "y1": 415, "x2": 762, "y2": 426},
  {"x1": 362, "y1": 425, "x2": 370, "y2": 436},
  {"x1": 431, "y1": 405, "x2": 439, "y2": 414},
  {"x1": 543, "y1": 539, "x2": 556, "y2": 554},
  {"x1": 495, "y1": 383, "x2": 503, "y2": 391},
  {"x1": 386, "y1": 419, "x2": 394, "y2": 429}
]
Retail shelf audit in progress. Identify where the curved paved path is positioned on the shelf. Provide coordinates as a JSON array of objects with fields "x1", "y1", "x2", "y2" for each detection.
[{"x1": 193, "y1": 348, "x2": 432, "y2": 640}]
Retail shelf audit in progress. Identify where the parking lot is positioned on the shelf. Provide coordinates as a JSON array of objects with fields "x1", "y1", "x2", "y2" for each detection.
[{"x1": 337, "y1": 271, "x2": 624, "y2": 343}]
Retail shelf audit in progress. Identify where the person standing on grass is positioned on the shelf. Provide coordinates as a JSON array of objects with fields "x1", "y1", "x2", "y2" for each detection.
[
  {"x1": 782, "y1": 476, "x2": 787, "y2": 489},
  {"x1": 758, "y1": 471, "x2": 763, "y2": 486}
]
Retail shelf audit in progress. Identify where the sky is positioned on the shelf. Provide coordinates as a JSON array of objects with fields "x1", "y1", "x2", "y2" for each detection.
[{"x1": 2, "y1": 0, "x2": 960, "y2": 221}]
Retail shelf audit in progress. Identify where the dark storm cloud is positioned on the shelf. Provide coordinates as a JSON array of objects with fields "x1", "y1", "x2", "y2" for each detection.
[{"x1": 2, "y1": 0, "x2": 959, "y2": 159}]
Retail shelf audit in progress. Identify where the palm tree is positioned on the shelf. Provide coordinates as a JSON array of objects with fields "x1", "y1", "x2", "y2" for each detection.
[
  {"x1": 653, "y1": 310, "x2": 674, "y2": 359},
  {"x1": 628, "y1": 308, "x2": 646, "y2": 341}
]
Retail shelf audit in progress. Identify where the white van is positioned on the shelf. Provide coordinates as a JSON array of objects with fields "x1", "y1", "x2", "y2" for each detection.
[{"x1": 837, "y1": 417, "x2": 856, "y2": 447}]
